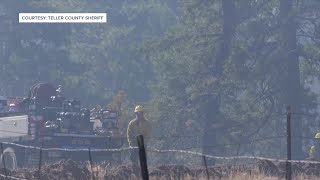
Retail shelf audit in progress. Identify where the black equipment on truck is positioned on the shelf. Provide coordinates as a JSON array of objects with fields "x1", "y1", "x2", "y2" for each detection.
[{"x1": 0, "y1": 83, "x2": 124, "y2": 169}]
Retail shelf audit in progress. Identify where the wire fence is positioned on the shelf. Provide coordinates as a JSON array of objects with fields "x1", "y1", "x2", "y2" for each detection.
[
  {"x1": 0, "y1": 111, "x2": 320, "y2": 179},
  {"x1": 0, "y1": 135, "x2": 319, "y2": 179},
  {"x1": 0, "y1": 130, "x2": 319, "y2": 156}
]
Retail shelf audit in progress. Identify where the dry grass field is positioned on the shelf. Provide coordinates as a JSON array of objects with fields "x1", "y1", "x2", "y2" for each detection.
[{"x1": 1, "y1": 159, "x2": 320, "y2": 180}]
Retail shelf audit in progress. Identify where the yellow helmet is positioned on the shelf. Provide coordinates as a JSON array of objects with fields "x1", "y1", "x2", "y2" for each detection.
[
  {"x1": 134, "y1": 105, "x2": 143, "y2": 112},
  {"x1": 315, "y1": 133, "x2": 320, "y2": 139},
  {"x1": 311, "y1": 146, "x2": 315, "y2": 150}
]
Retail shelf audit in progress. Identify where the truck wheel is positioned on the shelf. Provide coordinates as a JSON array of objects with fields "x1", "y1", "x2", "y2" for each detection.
[{"x1": 0, "y1": 147, "x2": 17, "y2": 170}]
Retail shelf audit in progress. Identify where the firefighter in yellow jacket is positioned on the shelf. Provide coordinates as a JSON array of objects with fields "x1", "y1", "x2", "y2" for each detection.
[
  {"x1": 127, "y1": 105, "x2": 152, "y2": 147},
  {"x1": 127, "y1": 105, "x2": 152, "y2": 163}
]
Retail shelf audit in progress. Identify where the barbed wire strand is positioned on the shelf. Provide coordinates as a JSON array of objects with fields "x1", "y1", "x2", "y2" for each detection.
[
  {"x1": 1, "y1": 141, "x2": 320, "y2": 165},
  {"x1": 0, "y1": 131, "x2": 288, "y2": 151},
  {"x1": 0, "y1": 142, "x2": 137, "y2": 152},
  {"x1": 0, "y1": 173, "x2": 26, "y2": 180},
  {"x1": 147, "y1": 148, "x2": 320, "y2": 164},
  {"x1": 0, "y1": 126, "x2": 319, "y2": 152}
]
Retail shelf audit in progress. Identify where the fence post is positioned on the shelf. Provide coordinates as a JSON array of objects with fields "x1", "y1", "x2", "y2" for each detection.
[
  {"x1": 137, "y1": 135, "x2": 149, "y2": 180},
  {"x1": 202, "y1": 155, "x2": 210, "y2": 180},
  {"x1": 88, "y1": 147, "x2": 95, "y2": 180},
  {"x1": 38, "y1": 146, "x2": 42, "y2": 180},
  {"x1": 0, "y1": 143, "x2": 8, "y2": 180},
  {"x1": 286, "y1": 106, "x2": 292, "y2": 180}
]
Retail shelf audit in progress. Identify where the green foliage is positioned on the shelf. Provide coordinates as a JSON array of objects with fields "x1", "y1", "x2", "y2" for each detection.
[
  {"x1": 148, "y1": 0, "x2": 320, "y2": 159},
  {"x1": 1, "y1": 0, "x2": 320, "y2": 161}
]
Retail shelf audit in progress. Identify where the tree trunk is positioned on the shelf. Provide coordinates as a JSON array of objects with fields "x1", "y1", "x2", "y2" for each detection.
[
  {"x1": 280, "y1": 0, "x2": 302, "y2": 160},
  {"x1": 202, "y1": 0, "x2": 236, "y2": 161}
]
